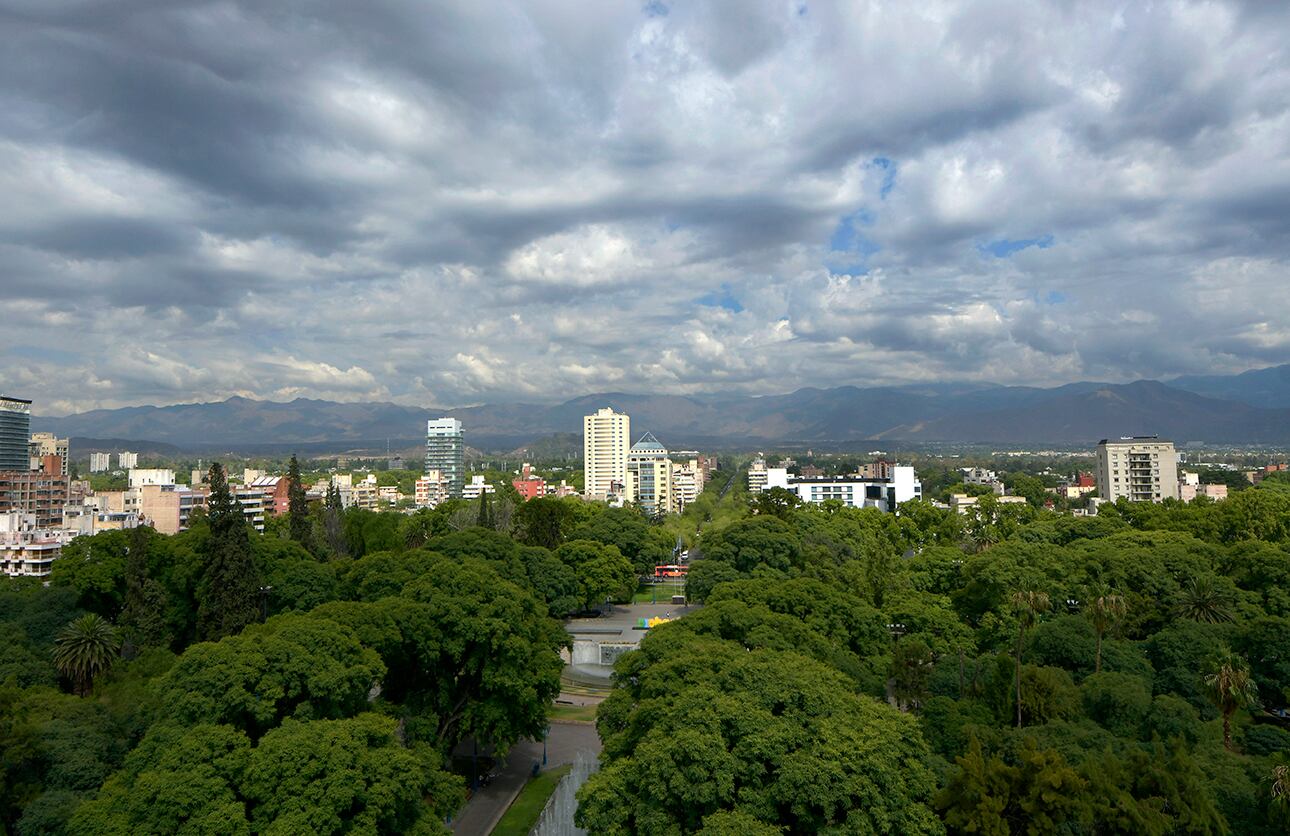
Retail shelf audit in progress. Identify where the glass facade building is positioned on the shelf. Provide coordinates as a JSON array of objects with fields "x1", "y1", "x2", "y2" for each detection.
[
  {"x1": 0, "y1": 397, "x2": 32, "y2": 472},
  {"x1": 425, "y1": 418, "x2": 464, "y2": 499}
]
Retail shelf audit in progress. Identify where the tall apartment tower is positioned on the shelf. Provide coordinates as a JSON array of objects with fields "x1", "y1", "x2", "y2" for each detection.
[
  {"x1": 425, "y1": 418, "x2": 464, "y2": 499},
  {"x1": 583, "y1": 407, "x2": 630, "y2": 499},
  {"x1": 0, "y1": 397, "x2": 32, "y2": 472},
  {"x1": 628, "y1": 432, "x2": 673, "y2": 517},
  {"x1": 1095, "y1": 437, "x2": 1179, "y2": 503}
]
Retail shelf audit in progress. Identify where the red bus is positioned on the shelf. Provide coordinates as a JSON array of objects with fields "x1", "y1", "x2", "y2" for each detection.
[{"x1": 654, "y1": 564, "x2": 688, "y2": 579}]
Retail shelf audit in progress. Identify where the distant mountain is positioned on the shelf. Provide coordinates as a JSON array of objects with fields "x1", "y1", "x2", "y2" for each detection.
[
  {"x1": 30, "y1": 365, "x2": 1290, "y2": 450},
  {"x1": 879, "y1": 381, "x2": 1290, "y2": 444},
  {"x1": 1169, "y1": 363, "x2": 1290, "y2": 409}
]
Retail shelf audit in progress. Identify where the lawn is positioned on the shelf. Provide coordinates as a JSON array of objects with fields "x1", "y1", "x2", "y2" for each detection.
[
  {"x1": 549, "y1": 702, "x2": 598, "y2": 723},
  {"x1": 490, "y1": 764, "x2": 572, "y2": 836},
  {"x1": 632, "y1": 580, "x2": 686, "y2": 604}
]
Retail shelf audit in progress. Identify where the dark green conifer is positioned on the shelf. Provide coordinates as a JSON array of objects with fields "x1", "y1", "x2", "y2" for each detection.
[
  {"x1": 197, "y1": 462, "x2": 261, "y2": 639},
  {"x1": 287, "y1": 454, "x2": 310, "y2": 545}
]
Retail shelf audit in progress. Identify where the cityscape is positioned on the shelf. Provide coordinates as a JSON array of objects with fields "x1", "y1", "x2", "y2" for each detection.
[{"x1": 4, "y1": 1, "x2": 1290, "y2": 835}]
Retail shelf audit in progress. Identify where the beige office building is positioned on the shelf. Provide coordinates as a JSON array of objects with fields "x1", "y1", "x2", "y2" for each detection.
[
  {"x1": 627, "y1": 433, "x2": 673, "y2": 517},
  {"x1": 1095, "y1": 437, "x2": 1178, "y2": 503},
  {"x1": 583, "y1": 407, "x2": 630, "y2": 499}
]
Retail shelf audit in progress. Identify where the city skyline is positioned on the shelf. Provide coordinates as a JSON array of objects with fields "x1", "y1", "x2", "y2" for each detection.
[{"x1": 3, "y1": 1, "x2": 1290, "y2": 414}]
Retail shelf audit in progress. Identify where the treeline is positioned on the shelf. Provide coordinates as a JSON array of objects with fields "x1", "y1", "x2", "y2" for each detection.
[
  {"x1": 576, "y1": 482, "x2": 1290, "y2": 833},
  {"x1": 0, "y1": 462, "x2": 679, "y2": 834}
]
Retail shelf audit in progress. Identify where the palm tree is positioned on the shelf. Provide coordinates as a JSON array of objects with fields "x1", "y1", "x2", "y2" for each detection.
[
  {"x1": 1205, "y1": 652, "x2": 1259, "y2": 751},
  {"x1": 1272, "y1": 764, "x2": 1288, "y2": 809},
  {"x1": 52, "y1": 613, "x2": 122, "y2": 696},
  {"x1": 1010, "y1": 588, "x2": 1051, "y2": 727},
  {"x1": 1085, "y1": 586, "x2": 1127, "y2": 674},
  {"x1": 1175, "y1": 576, "x2": 1234, "y2": 624}
]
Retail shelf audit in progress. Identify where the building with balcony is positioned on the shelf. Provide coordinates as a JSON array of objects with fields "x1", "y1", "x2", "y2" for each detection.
[
  {"x1": 0, "y1": 456, "x2": 69, "y2": 527},
  {"x1": 0, "y1": 512, "x2": 74, "y2": 577},
  {"x1": 1095, "y1": 437, "x2": 1178, "y2": 503},
  {"x1": 28, "y1": 432, "x2": 69, "y2": 475},
  {"x1": 583, "y1": 408, "x2": 630, "y2": 500},
  {"x1": 425, "y1": 418, "x2": 464, "y2": 499},
  {"x1": 415, "y1": 471, "x2": 450, "y2": 508},
  {"x1": 90, "y1": 452, "x2": 112, "y2": 472}
]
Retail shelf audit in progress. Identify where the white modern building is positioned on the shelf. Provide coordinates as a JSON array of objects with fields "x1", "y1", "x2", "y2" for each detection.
[
  {"x1": 583, "y1": 407, "x2": 630, "y2": 500},
  {"x1": 89, "y1": 452, "x2": 112, "y2": 473},
  {"x1": 762, "y1": 465, "x2": 922, "y2": 511},
  {"x1": 627, "y1": 432, "x2": 673, "y2": 517},
  {"x1": 747, "y1": 457, "x2": 769, "y2": 492},
  {"x1": 462, "y1": 474, "x2": 496, "y2": 501},
  {"x1": 1095, "y1": 437, "x2": 1179, "y2": 503},
  {"x1": 128, "y1": 468, "x2": 176, "y2": 488},
  {"x1": 117, "y1": 451, "x2": 138, "y2": 469}
]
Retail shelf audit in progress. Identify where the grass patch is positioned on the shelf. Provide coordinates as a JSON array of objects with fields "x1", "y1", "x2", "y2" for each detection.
[
  {"x1": 549, "y1": 702, "x2": 599, "y2": 723},
  {"x1": 632, "y1": 581, "x2": 686, "y2": 604},
  {"x1": 490, "y1": 763, "x2": 572, "y2": 836}
]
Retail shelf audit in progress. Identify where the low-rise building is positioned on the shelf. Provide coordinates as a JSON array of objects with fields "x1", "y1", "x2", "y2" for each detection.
[
  {"x1": 0, "y1": 512, "x2": 74, "y2": 577},
  {"x1": 462, "y1": 475, "x2": 496, "y2": 501},
  {"x1": 138, "y1": 484, "x2": 208, "y2": 535},
  {"x1": 763, "y1": 466, "x2": 921, "y2": 511},
  {"x1": 513, "y1": 463, "x2": 546, "y2": 501},
  {"x1": 129, "y1": 468, "x2": 176, "y2": 488},
  {"x1": 949, "y1": 493, "x2": 1029, "y2": 514}
]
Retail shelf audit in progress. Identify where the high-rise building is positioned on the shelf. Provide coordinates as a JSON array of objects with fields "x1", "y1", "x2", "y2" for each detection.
[
  {"x1": 0, "y1": 397, "x2": 32, "y2": 472},
  {"x1": 90, "y1": 452, "x2": 112, "y2": 472},
  {"x1": 425, "y1": 418, "x2": 464, "y2": 498},
  {"x1": 583, "y1": 407, "x2": 630, "y2": 499},
  {"x1": 28, "y1": 432, "x2": 69, "y2": 475},
  {"x1": 117, "y1": 451, "x2": 138, "y2": 469},
  {"x1": 1095, "y1": 437, "x2": 1179, "y2": 503},
  {"x1": 628, "y1": 432, "x2": 673, "y2": 517},
  {"x1": 0, "y1": 456, "x2": 69, "y2": 527}
]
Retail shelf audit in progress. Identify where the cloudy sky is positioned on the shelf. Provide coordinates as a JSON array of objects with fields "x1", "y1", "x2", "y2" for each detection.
[{"x1": 3, "y1": 0, "x2": 1290, "y2": 414}]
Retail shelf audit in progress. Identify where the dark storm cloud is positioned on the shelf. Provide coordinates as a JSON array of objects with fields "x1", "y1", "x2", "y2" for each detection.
[{"x1": 2, "y1": 0, "x2": 1290, "y2": 413}]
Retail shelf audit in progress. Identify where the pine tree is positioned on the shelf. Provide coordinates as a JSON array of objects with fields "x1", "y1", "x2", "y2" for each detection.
[
  {"x1": 197, "y1": 462, "x2": 261, "y2": 640},
  {"x1": 120, "y1": 525, "x2": 171, "y2": 650},
  {"x1": 287, "y1": 454, "x2": 310, "y2": 545},
  {"x1": 324, "y1": 481, "x2": 348, "y2": 558}
]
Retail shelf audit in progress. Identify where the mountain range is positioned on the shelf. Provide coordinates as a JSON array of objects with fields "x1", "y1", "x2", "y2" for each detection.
[{"x1": 29, "y1": 364, "x2": 1290, "y2": 451}]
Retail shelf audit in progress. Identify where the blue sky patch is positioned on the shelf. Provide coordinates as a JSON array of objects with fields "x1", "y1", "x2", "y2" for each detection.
[
  {"x1": 643, "y1": 1, "x2": 668, "y2": 17},
  {"x1": 979, "y1": 234, "x2": 1054, "y2": 258},
  {"x1": 697, "y1": 283, "x2": 743, "y2": 313}
]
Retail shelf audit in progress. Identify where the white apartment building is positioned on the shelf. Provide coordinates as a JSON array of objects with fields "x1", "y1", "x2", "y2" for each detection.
[
  {"x1": 747, "y1": 457, "x2": 769, "y2": 492},
  {"x1": 415, "y1": 471, "x2": 450, "y2": 508},
  {"x1": 117, "y1": 451, "x2": 138, "y2": 469},
  {"x1": 462, "y1": 475, "x2": 496, "y2": 501},
  {"x1": 961, "y1": 467, "x2": 998, "y2": 486},
  {"x1": 1095, "y1": 437, "x2": 1179, "y2": 503},
  {"x1": 129, "y1": 468, "x2": 176, "y2": 488},
  {"x1": 762, "y1": 466, "x2": 922, "y2": 511},
  {"x1": 583, "y1": 407, "x2": 630, "y2": 499},
  {"x1": 671, "y1": 458, "x2": 705, "y2": 512},
  {"x1": 89, "y1": 452, "x2": 112, "y2": 473}
]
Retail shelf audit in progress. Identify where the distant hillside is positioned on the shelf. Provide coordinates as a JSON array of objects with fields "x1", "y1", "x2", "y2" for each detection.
[
  {"x1": 1169, "y1": 363, "x2": 1290, "y2": 409},
  {"x1": 30, "y1": 365, "x2": 1290, "y2": 449}
]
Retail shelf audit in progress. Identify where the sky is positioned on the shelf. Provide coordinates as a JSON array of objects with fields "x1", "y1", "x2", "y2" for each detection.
[{"x1": 3, "y1": 0, "x2": 1290, "y2": 415}]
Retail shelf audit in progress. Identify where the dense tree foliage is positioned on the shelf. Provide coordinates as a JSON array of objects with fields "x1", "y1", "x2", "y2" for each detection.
[{"x1": 6, "y1": 461, "x2": 1290, "y2": 833}]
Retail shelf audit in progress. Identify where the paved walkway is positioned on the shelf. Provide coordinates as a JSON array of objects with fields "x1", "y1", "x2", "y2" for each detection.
[{"x1": 448, "y1": 723, "x2": 601, "y2": 835}]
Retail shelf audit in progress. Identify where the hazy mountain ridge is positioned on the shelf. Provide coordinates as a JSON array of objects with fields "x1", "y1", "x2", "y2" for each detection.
[{"x1": 30, "y1": 365, "x2": 1290, "y2": 449}]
